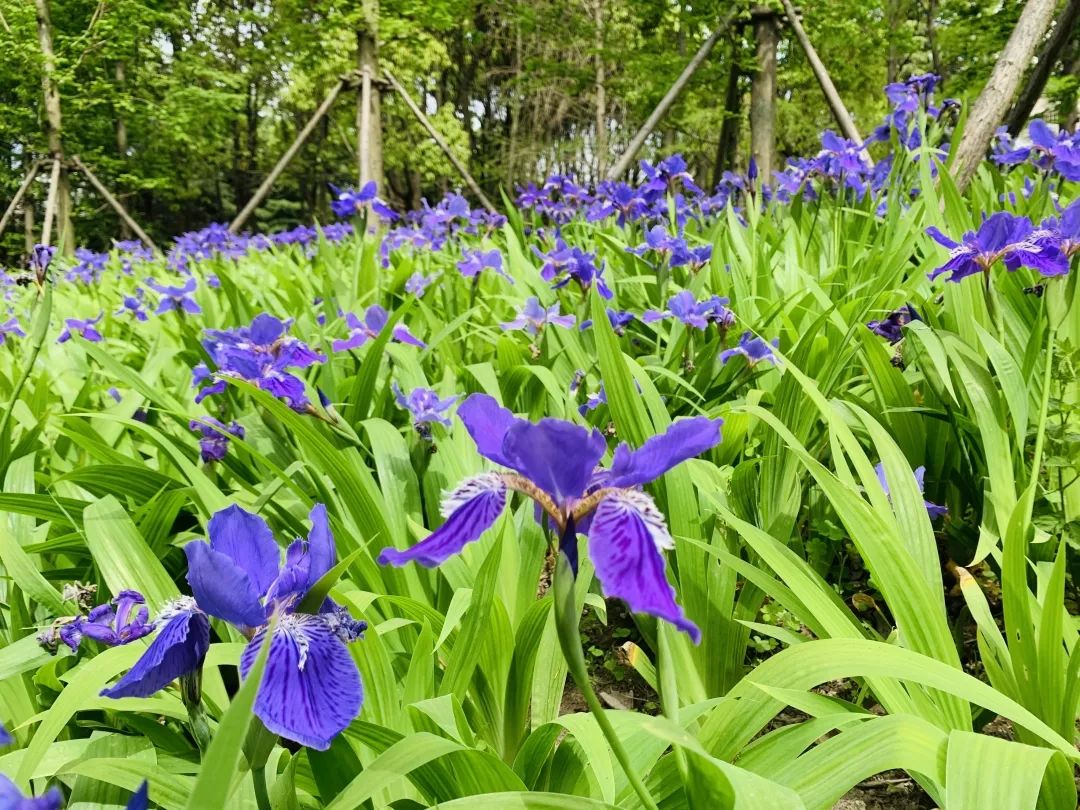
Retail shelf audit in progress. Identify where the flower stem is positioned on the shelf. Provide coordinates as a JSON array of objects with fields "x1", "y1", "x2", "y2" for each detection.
[
  {"x1": 0, "y1": 283, "x2": 51, "y2": 447},
  {"x1": 552, "y1": 553, "x2": 660, "y2": 810},
  {"x1": 252, "y1": 766, "x2": 271, "y2": 810}
]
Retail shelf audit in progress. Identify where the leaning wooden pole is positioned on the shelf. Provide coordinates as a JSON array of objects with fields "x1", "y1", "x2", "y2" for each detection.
[
  {"x1": 70, "y1": 156, "x2": 160, "y2": 254},
  {"x1": 951, "y1": 0, "x2": 1059, "y2": 192},
  {"x1": 40, "y1": 158, "x2": 61, "y2": 247},
  {"x1": 0, "y1": 160, "x2": 43, "y2": 243},
  {"x1": 779, "y1": 0, "x2": 863, "y2": 145},
  {"x1": 1006, "y1": 0, "x2": 1080, "y2": 136},
  {"x1": 230, "y1": 78, "x2": 348, "y2": 233},
  {"x1": 383, "y1": 68, "x2": 497, "y2": 213},
  {"x1": 606, "y1": 14, "x2": 734, "y2": 180}
]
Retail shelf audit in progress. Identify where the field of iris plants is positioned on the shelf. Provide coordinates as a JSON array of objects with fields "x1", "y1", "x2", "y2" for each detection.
[{"x1": 0, "y1": 75, "x2": 1078, "y2": 809}]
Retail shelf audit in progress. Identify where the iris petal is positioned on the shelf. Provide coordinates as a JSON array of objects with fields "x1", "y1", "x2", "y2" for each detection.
[
  {"x1": 239, "y1": 613, "x2": 362, "y2": 751},
  {"x1": 457, "y1": 394, "x2": 520, "y2": 468},
  {"x1": 207, "y1": 504, "x2": 280, "y2": 595},
  {"x1": 101, "y1": 607, "x2": 210, "y2": 699},
  {"x1": 587, "y1": 490, "x2": 700, "y2": 642},
  {"x1": 185, "y1": 543, "x2": 267, "y2": 628},
  {"x1": 607, "y1": 417, "x2": 722, "y2": 488},
  {"x1": 378, "y1": 473, "x2": 507, "y2": 566},
  {"x1": 502, "y1": 419, "x2": 605, "y2": 505}
]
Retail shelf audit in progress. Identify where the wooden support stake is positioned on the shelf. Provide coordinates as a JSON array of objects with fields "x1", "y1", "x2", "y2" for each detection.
[
  {"x1": 230, "y1": 78, "x2": 348, "y2": 233},
  {"x1": 384, "y1": 68, "x2": 496, "y2": 213},
  {"x1": 951, "y1": 0, "x2": 1059, "y2": 191},
  {"x1": 70, "y1": 155, "x2": 160, "y2": 254},
  {"x1": 359, "y1": 66, "x2": 372, "y2": 185},
  {"x1": 41, "y1": 158, "x2": 61, "y2": 247},
  {"x1": 606, "y1": 14, "x2": 734, "y2": 181},
  {"x1": 0, "y1": 160, "x2": 43, "y2": 243},
  {"x1": 780, "y1": 0, "x2": 864, "y2": 146},
  {"x1": 1006, "y1": 0, "x2": 1080, "y2": 135}
]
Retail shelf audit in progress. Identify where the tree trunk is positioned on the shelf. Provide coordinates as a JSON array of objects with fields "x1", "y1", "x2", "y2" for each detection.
[
  {"x1": 714, "y1": 37, "x2": 742, "y2": 187},
  {"x1": 1006, "y1": 0, "x2": 1080, "y2": 135},
  {"x1": 593, "y1": 0, "x2": 608, "y2": 181},
  {"x1": 750, "y1": 8, "x2": 779, "y2": 180},
  {"x1": 357, "y1": 0, "x2": 383, "y2": 189},
  {"x1": 505, "y1": 4, "x2": 523, "y2": 189},
  {"x1": 33, "y1": 0, "x2": 73, "y2": 253},
  {"x1": 951, "y1": 0, "x2": 1060, "y2": 191},
  {"x1": 887, "y1": 0, "x2": 900, "y2": 84},
  {"x1": 927, "y1": 0, "x2": 944, "y2": 81},
  {"x1": 115, "y1": 60, "x2": 133, "y2": 239},
  {"x1": 1065, "y1": 53, "x2": 1080, "y2": 129},
  {"x1": 23, "y1": 196, "x2": 35, "y2": 257}
]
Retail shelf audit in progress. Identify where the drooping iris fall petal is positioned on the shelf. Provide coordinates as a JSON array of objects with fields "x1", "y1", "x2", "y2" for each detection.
[
  {"x1": 587, "y1": 490, "x2": 701, "y2": 642},
  {"x1": 239, "y1": 613, "x2": 363, "y2": 751}
]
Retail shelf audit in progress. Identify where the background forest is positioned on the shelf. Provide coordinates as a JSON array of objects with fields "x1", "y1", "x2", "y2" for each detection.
[{"x1": 0, "y1": 0, "x2": 1078, "y2": 252}]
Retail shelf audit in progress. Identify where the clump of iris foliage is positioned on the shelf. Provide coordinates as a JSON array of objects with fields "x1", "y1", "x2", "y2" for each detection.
[{"x1": 0, "y1": 74, "x2": 1077, "y2": 810}]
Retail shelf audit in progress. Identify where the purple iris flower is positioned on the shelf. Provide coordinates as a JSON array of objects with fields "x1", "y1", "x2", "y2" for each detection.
[
  {"x1": 457, "y1": 248, "x2": 513, "y2": 283},
  {"x1": 1027, "y1": 120, "x2": 1080, "y2": 180},
  {"x1": 146, "y1": 276, "x2": 202, "y2": 315},
  {"x1": 0, "y1": 723, "x2": 9, "y2": 746},
  {"x1": 0, "y1": 316, "x2": 25, "y2": 344},
  {"x1": 719, "y1": 331, "x2": 779, "y2": 366},
  {"x1": 628, "y1": 226, "x2": 686, "y2": 262},
  {"x1": 329, "y1": 181, "x2": 377, "y2": 218},
  {"x1": 0, "y1": 774, "x2": 62, "y2": 809},
  {"x1": 586, "y1": 182, "x2": 648, "y2": 225},
  {"x1": 405, "y1": 271, "x2": 439, "y2": 297},
  {"x1": 183, "y1": 504, "x2": 366, "y2": 749},
  {"x1": 190, "y1": 417, "x2": 245, "y2": 463},
  {"x1": 500, "y1": 297, "x2": 576, "y2": 334},
  {"x1": 643, "y1": 291, "x2": 735, "y2": 332},
  {"x1": 992, "y1": 126, "x2": 1031, "y2": 166},
  {"x1": 926, "y1": 212, "x2": 1068, "y2": 281},
  {"x1": 100, "y1": 595, "x2": 210, "y2": 699},
  {"x1": 639, "y1": 155, "x2": 702, "y2": 201},
  {"x1": 581, "y1": 308, "x2": 636, "y2": 335},
  {"x1": 57, "y1": 314, "x2": 104, "y2": 344},
  {"x1": 115, "y1": 288, "x2": 149, "y2": 322},
  {"x1": 56, "y1": 590, "x2": 153, "y2": 653},
  {"x1": 108, "y1": 387, "x2": 122, "y2": 403},
  {"x1": 66, "y1": 248, "x2": 109, "y2": 284},
  {"x1": 1038, "y1": 198, "x2": 1080, "y2": 259},
  {"x1": 533, "y1": 239, "x2": 612, "y2": 299},
  {"x1": 197, "y1": 314, "x2": 326, "y2": 410},
  {"x1": 875, "y1": 463, "x2": 947, "y2": 519},
  {"x1": 333, "y1": 305, "x2": 426, "y2": 352},
  {"x1": 392, "y1": 383, "x2": 457, "y2": 438},
  {"x1": 378, "y1": 395, "x2": 721, "y2": 641},
  {"x1": 30, "y1": 244, "x2": 54, "y2": 278},
  {"x1": 578, "y1": 384, "x2": 607, "y2": 415},
  {"x1": 867, "y1": 304, "x2": 920, "y2": 344}
]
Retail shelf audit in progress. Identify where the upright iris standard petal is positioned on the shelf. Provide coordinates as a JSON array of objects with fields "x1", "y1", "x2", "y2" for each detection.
[
  {"x1": 303, "y1": 504, "x2": 336, "y2": 589},
  {"x1": 101, "y1": 601, "x2": 210, "y2": 699},
  {"x1": 457, "y1": 394, "x2": 522, "y2": 468},
  {"x1": 587, "y1": 490, "x2": 701, "y2": 642},
  {"x1": 185, "y1": 542, "x2": 267, "y2": 628},
  {"x1": 239, "y1": 613, "x2": 362, "y2": 751},
  {"x1": 502, "y1": 419, "x2": 606, "y2": 505},
  {"x1": 378, "y1": 473, "x2": 508, "y2": 566},
  {"x1": 607, "y1": 417, "x2": 723, "y2": 489},
  {"x1": 207, "y1": 504, "x2": 281, "y2": 595}
]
